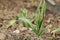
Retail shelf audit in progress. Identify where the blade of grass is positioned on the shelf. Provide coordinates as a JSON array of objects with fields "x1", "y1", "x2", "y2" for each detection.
[
  {"x1": 38, "y1": 0, "x2": 46, "y2": 30},
  {"x1": 41, "y1": 0, "x2": 46, "y2": 19}
]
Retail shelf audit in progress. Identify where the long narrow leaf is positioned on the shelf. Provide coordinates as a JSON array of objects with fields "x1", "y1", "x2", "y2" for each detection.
[
  {"x1": 36, "y1": 0, "x2": 42, "y2": 12},
  {"x1": 4, "y1": 18, "x2": 18, "y2": 29},
  {"x1": 38, "y1": 0, "x2": 46, "y2": 29},
  {"x1": 38, "y1": 0, "x2": 46, "y2": 30},
  {"x1": 39, "y1": 1, "x2": 46, "y2": 28},
  {"x1": 52, "y1": 28, "x2": 60, "y2": 33},
  {"x1": 19, "y1": 18, "x2": 37, "y2": 33},
  {"x1": 41, "y1": 0, "x2": 46, "y2": 18},
  {"x1": 40, "y1": 25, "x2": 52, "y2": 36},
  {"x1": 36, "y1": 0, "x2": 42, "y2": 32}
]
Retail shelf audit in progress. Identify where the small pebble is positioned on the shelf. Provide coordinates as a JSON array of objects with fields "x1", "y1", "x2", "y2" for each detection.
[
  {"x1": 20, "y1": 27, "x2": 28, "y2": 31},
  {"x1": 13, "y1": 30, "x2": 20, "y2": 34},
  {"x1": 29, "y1": 28, "x2": 32, "y2": 31}
]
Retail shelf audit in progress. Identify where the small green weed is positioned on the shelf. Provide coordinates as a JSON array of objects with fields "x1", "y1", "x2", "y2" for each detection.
[{"x1": 4, "y1": 0, "x2": 51, "y2": 36}]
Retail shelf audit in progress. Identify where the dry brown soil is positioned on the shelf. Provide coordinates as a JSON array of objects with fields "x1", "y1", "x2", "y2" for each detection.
[{"x1": 0, "y1": 0, "x2": 60, "y2": 40}]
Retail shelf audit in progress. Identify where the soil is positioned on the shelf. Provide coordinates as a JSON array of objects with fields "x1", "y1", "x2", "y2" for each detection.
[{"x1": 0, "y1": 0, "x2": 60, "y2": 40}]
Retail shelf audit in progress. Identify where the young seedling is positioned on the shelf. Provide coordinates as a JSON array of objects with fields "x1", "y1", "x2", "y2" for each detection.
[
  {"x1": 4, "y1": 0, "x2": 51, "y2": 36},
  {"x1": 3, "y1": 8, "x2": 35, "y2": 31},
  {"x1": 19, "y1": 8, "x2": 35, "y2": 27},
  {"x1": 18, "y1": 0, "x2": 52, "y2": 36}
]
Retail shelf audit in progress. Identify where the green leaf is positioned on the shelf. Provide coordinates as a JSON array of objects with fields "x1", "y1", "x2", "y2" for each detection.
[
  {"x1": 20, "y1": 8, "x2": 28, "y2": 18},
  {"x1": 40, "y1": 25, "x2": 52, "y2": 36},
  {"x1": 35, "y1": 0, "x2": 42, "y2": 32},
  {"x1": 41, "y1": 0, "x2": 46, "y2": 18},
  {"x1": 52, "y1": 28, "x2": 60, "y2": 33},
  {"x1": 36, "y1": 0, "x2": 42, "y2": 12},
  {"x1": 5, "y1": 18, "x2": 17, "y2": 29},
  {"x1": 35, "y1": 0, "x2": 46, "y2": 36},
  {"x1": 38, "y1": 0, "x2": 46, "y2": 29},
  {"x1": 19, "y1": 18, "x2": 37, "y2": 33}
]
